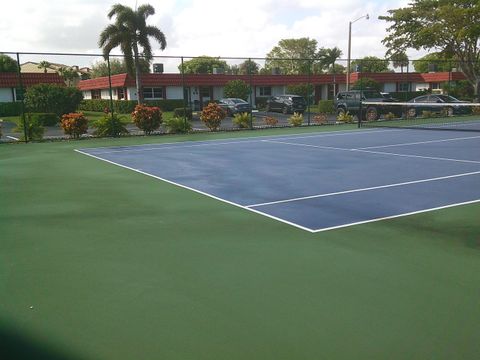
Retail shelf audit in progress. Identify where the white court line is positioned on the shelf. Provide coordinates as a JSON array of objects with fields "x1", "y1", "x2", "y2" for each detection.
[
  {"x1": 75, "y1": 148, "x2": 480, "y2": 233},
  {"x1": 357, "y1": 135, "x2": 480, "y2": 150},
  {"x1": 74, "y1": 148, "x2": 316, "y2": 233},
  {"x1": 81, "y1": 128, "x2": 399, "y2": 154},
  {"x1": 246, "y1": 171, "x2": 480, "y2": 208},
  {"x1": 311, "y1": 199, "x2": 480, "y2": 233},
  {"x1": 263, "y1": 139, "x2": 480, "y2": 164}
]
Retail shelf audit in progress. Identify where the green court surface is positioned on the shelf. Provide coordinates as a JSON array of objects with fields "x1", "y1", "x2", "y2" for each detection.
[{"x1": 1, "y1": 126, "x2": 479, "y2": 360}]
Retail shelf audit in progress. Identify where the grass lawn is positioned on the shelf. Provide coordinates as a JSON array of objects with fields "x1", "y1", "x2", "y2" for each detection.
[{"x1": 1, "y1": 125, "x2": 479, "y2": 360}]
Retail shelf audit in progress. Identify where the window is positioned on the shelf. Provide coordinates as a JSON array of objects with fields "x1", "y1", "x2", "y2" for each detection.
[
  {"x1": 91, "y1": 90, "x2": 101, "y2": 99},
  {"x1": 14, "y1": 88, "x2": 24, "y2": 101},
  {"x1": 259, "y1": 87, "x2": 272, "y2": 96},
  {"x1": 398, "y1": 82, "x2": 410, "y2": 92},
  {"x1": 117, "y1": 88, "x2": 125, "y2": 100},
  {"x1": 143, "y1": 87, "x2": 164, "y2": 99}
]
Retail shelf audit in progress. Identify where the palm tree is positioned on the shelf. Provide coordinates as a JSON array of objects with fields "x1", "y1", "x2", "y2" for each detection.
[
  {"x1": 38, "y1": 61, "x2": 51, "y2": 73},
  {"x1": 99, "y1": 3, "x2": 167, "y2": 104},
  {"x1": 391, "y1": 51, "x2": 409, "y2": 73},
  {"x1": 320, "y1": 47, "x2": 343, "y2": 97}
]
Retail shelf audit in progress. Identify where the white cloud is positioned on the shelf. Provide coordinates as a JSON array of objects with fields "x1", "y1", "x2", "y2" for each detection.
[{"x1": 1, "y1": 0, "x2": 426, "y2": 71}]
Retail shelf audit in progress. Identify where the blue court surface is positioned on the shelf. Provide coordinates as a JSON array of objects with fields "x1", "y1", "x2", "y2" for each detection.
[{"x1": 77, "y1": 128, "x2": 480, "y2": 232}]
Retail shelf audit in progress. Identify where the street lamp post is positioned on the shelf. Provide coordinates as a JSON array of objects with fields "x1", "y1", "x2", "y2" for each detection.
[{"x1": 347, "y1": 14, "x2": 369, "y2": 91}]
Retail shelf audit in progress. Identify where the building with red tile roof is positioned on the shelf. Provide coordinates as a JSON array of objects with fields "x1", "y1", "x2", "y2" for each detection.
[
  {"x1": 77, "y1": 71, "x2": 467, "y2": 109},
  {"x1": 0, "y1": 72, "x2": 65, "y2": 102}
]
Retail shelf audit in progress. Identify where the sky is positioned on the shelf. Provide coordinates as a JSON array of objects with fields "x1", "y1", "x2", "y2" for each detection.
[{"x1": 0, "y1": 0, "x2": 423, "y2": 72}]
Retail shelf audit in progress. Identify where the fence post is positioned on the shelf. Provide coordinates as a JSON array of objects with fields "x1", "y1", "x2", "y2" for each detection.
[
  {"x1": 106, "y1": 55, "x2": 115, "y2": 122},
  {"x1": 358, "y1": 58, "x2": 363, "y2": 128},
  {"x1": 15, "y1": 53, "x2": 28, "y2": 143},
  {"x1": 307, "y1": 59, "x2": 311, "y2": 126},
  {"x1": 249, "y1": 58, "x2": 253, "y2": 130},
  {"x1": 181, "y1": 56, "x2": 187, "y2": 129}
]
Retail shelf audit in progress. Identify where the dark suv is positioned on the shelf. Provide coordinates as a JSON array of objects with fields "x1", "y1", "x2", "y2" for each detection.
[
  {"x1": 335, "y1": 90, "x2": 399, "y2": 120},
  {"x1": 266, "y1": 95, "x2": 307, "y2": 114}
]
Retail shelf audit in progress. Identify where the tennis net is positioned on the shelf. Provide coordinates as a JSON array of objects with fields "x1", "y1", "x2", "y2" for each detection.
[{"x1": 359, "y1": 100, "x2": 480, "y2": 132}]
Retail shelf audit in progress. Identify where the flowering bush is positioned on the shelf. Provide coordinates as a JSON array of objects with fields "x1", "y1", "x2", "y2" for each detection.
[
  {"x1": 61, "y1": 112, "x2": 89, "y2": 139},
  {"x1": 264, "y1": 116, "x2": 278, "y2": 126},
  {"x1": 131, "y1": 104, "x2": 162, "y2": 135},
  {"x1": 200, "y1": 102, "x2": 226, "y2": 131},
  {"x1": 313, "y1": 113, "x2": 328, "y2": 125}
]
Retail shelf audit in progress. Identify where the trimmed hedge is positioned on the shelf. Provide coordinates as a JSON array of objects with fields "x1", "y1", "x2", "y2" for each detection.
[
  {"x1": 317, "y1": 100, "x2": 335, "y2": 114},
  {"x1": 78, "y1": 99, "x2": 184, "y2": 113},
  {"x1": 173, "y1": 107, "x2": 193, "y2": 120},
  {"x1": 0, "y1": 102, "x2": 22, "y2": 117},
  {"x1": 29, "y1": 113, "x2": 58, "y2": 126}
]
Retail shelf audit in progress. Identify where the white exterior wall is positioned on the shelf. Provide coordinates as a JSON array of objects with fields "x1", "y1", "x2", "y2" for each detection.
[
  {"x1": 414, "y1": 83, "x2": 429, "y2": 91},
  {"x1": 212, "y1": 86, "x2": 224, "y2": 100},
  {"x1": 166, "y1": 86, "x2": 184, "y2": 100},
  {"x1": 82, "y1": 90, "x2": 92, "y2": 100},
  {"x1": 127, "y1": 87, "x2": 138, "y2": 101},
  {"x1": 101, "y1": 89, "x2": 110, "y2": 99},
  {"x1": 383, "y1": 83, "x2": 396, "y2": 92},
  {"x1": 0, "y1": 88, "x2": 13, "y2": 102}
]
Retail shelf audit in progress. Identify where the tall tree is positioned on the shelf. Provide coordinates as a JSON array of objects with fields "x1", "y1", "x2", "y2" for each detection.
[
  {"x1": 412, "y1": 52, "x2": 455, "y2": 73},
  {"x1": 265, "y1": 38, "x2": 321, "y2": 75},
  {"x1": 99, "y1": 3, "x2": 167, "y2": 104},
  {"x1": 37, "y1": 61, "x2": 52, "y2": 73},
  {"x1": 380, "y1": 0, "x2": 480, "y2": 98},
  {"x1": 57, "y1": 67, "x2": 80, "y2": 87},
  {"x1": 351, "y1": 56, "x2": 390, "y2": 73},
  {"x1": 178, "y1": 56, "x2": 229, "y2": 74},
  {"x1": 91, "y1": 58, "x2": 151, "y2": 78},
  {"x1": 238, "y1": 59, "x2": 259, "y2": 75},
  {"x1": 319, "y1": 47, "x2": 343, "y2": 73},
  {"x1": 391, "y1": 52, "x2": 409, "y2": 72},
  {"x1": 0, "y1": 54, "x2": 18, "y2": 73}
]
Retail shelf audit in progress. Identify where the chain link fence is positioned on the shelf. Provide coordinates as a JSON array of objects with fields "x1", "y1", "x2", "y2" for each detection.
[{"x1": 0, "y1": 51, "x2": 477, "y2": 142}]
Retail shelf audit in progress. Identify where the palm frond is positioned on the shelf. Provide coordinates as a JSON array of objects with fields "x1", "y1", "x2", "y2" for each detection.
[
  {"x1": 137, "y1": 4, "x2": 155, "y2": 19},
  {"x1": 144, "y1": 26, "x2": 167, "y2": 50}
]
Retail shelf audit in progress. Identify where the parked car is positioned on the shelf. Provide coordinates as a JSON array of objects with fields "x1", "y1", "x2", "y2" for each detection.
[
  {"x1": 218, "y1": 98, "x2": 251, "y2": 116},
  {"x1": 406, "y1": 94, "x2": 471, "y2": 117},
  {"x1": 335, "y1": 90, "x2": 400, "y2": 120},
  {"x1": 266, "y1": 95, "x2": 307, "y2": 114}
]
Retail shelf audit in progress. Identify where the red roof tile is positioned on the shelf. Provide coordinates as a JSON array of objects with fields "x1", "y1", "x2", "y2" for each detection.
[
  {"x1": 0, "y1": 72, "x2": 65, "y2": 87},
  {"x1": 78, "y1": 72, "x2": 467, "y2": 91}
]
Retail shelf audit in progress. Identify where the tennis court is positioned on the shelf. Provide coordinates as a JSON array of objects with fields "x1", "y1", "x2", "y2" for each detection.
[{"x1": 77, "y1": 127, "x2": 480, "y2": 232}]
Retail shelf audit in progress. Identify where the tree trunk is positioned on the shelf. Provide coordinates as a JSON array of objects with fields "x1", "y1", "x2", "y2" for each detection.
[
  {"x1": 476, "y1": 79, "x2": 480, "y2": 103},
  {"x1": 133, "y1": 43, "x2": 143, "y2": 105}
]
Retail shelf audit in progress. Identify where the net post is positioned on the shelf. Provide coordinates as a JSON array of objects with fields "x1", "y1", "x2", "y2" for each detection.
[
  {"x1": 16, "y1": 52, "x2": 28, "y2": 143},
  {"x1": 358, "y1": 58, "x2": 363, "y2": 128}
]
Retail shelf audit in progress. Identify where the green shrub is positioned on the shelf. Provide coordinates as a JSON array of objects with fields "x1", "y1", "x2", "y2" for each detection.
[
  {"x1": 0, "y1": 102, "x2": 22, "y2": 117},
  {"x1": 173, "y1": 107, "x2": 193, "y2": 120},
  {"x1": 317, "y1": 100, "x2": 335, "y2": 114},
  {"x1": 384, "y1": 112, "x2": 396, "y2": 120},
  {"x1": 93, "y1": 113, "x2": 128, "y2": 137},
  {"x1": 15, "y1": 114, "x2": 44, "y2": 141},
  {"x1": 78, "y1": 99, "x2": 184, "y2": 113},
  {"x1": 131, "y1": 105, "x2": 162, "y2": 135},
  {"x1": 224, "y1": 79, "x2": 250, "y2": 100},
  {"x1": 255, "y1": 98, "x2": 268, "y2": 110},
  {"x1": 164, "y1": 117, "x2": 192, "y2": 134},
  {"x1": 0, "y1": 120, "x2": 3, "y2": 138},
  {"x1": 24, "y1": 84, "x2": 83, "y2": 115},
  {"x1": 61, "y1": 112, "x2": 89, "y2": 139},
  {"x1": 337, "y1": 111, "x2": 354, "y2": 123},
  {"x1": 471, "y1": 106, "x2": 480, "y2": 115},
  {"x1": 200, "y1": 103, "x2": 226, "y2": 131},
  {"x1": 288, "y1": 112, "x2": 303, "y2": 126},
  {"x1": 232, "y1": 112, "x2": 251, "y2": 128},
  {"x1": 29, "y1": 113, "x2": 58, "y2": 126}
]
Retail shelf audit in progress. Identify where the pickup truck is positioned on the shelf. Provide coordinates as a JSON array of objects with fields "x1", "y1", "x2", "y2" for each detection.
[{"x1": 335, "y1": 90, "x2": 400, "y2": 121}]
